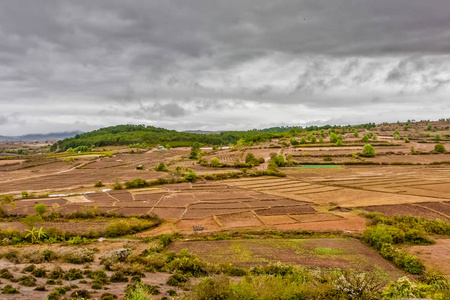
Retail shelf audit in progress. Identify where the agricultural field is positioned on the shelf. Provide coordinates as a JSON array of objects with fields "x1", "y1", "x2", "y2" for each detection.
[
  {"x1": 0, "y1": 120, "x2": 450, "y2": 299},
  {"x1": 166, "y1": 238, "x2": 403, "y2": 277}
]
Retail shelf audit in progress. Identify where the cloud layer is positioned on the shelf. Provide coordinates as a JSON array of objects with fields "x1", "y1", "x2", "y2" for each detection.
[{"x1": 1, "y1": 0, "x2": 450, "y2": 135}]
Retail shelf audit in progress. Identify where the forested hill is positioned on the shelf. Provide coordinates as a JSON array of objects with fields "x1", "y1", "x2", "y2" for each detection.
[
  {"x1": 53, "y1": 124, "x2": 285, "y2": 151},
  {"x1": 53, "y1": 123, "x2": 371, "y2": 151}
]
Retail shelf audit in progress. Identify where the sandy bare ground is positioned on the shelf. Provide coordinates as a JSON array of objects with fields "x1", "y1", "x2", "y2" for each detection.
[{"x1": 405, "y1": 239, "x2": 450, "y2": 278}]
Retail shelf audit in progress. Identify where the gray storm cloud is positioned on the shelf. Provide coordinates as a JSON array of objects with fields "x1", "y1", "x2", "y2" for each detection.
[{"x1": 1, "y1": 0, "x2": 450, "y2": 135}]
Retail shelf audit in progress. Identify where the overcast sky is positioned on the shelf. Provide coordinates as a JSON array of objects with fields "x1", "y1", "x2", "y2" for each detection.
[{"x1": 1, "y1": 0, "x2": 450, "y2": 135}]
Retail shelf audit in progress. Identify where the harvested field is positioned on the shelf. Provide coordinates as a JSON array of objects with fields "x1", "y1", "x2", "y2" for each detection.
[
  {"x1": 151, "y1": 207, "x2": 185, "y2": 219},
  {"x1": 289, "y1": 213, "x2": 344, "y2": 223},
  {"x1": 302, "y1": 188, "x2": 449, "y2": 207},
  {"x1": 256, "y1": 205, "x2": 316, "y2": 216},
  {"x1": 189, "y1": 202, "x2": 249, "y2": 209},
  {"x1": 13, "y1": 197, "x2": 68, "y2": 208},
  {"x1": 258, "y1": 215, "x2": 297, "y2": 225},
  {"x1": 175, "y1": 217, "x2": 222, "y2": 232},
  {"x1": 64, "y1": 195, "x2": 90, "y2": 203},
  {"x1": 217, "y1": 211, "x2": 263, "y2": 228},
  {"x1": 114, "y1": 207, "x2": 153, "y2": 216},
  {"x1": 156, "y1": 194, "x2": 198, "y2": 207},
  {"x1": 114, "y1": 201, "x2": 155, "y2": 207},
  {"x1": 363, "y1": 204, "x2": 450, "y2": 220},
  {"x1": 182, "y1": 208, "x2": 249, "y2": 219},
  {"x1": 273, "y1": 213, "x2": 366, "y2": 232},
  {"x1": 244, "y1": 200, "x2": 285, "y2": 207},
  {"x1": 133, "y1": 192, "x2": 166, "y2": 202},
  {"x1": 416, "y1": 202, "x2": 450, "y2": 217},
  {"x1": 107, "y1": 191, "x2": 133, "y2": 202},
  {"x1": 85, "y1": 193, "x2": 116, "y2": 202}
]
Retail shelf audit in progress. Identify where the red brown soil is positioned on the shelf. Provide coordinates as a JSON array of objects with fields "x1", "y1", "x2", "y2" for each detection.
[
  {"x1": 107, "y1": 190, "x2": 134, "y2": 202},
  {"x1": 256, "y1": 205, "x2": 316, "y2": 216},
  {"x1": 273, "y1": 213, "x2": 366, "y2": 232},
  {"x1": 183, "y1": 208, "x2": 249, "y2": 219},
  {"x1": 217, "y1": 211, "x2": 263, "y2": 228},
  {"x1": 189, "y1": 202, "x2": 249, "y2": 209},
  {"x1": 151, "y1": 207, "x2": 185, "y2": 219},
  {"x1": 259, "y1": 215, "x2": 297, "y2": 225},
  {"x1": 364, "y1": 204, "x2": 449, "y2": 220}
]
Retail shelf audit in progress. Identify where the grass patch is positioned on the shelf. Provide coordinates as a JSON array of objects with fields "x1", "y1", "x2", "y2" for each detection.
[{"x1": 314, "y1": 247, "x2": 343, "y2": 255}]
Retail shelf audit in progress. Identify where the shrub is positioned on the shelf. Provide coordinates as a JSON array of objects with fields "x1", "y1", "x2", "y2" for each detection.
[
  {"x1": 361, "y1": 135, "x2": 370, "y2": 143},
  {"x1": 100, "y1": 248, "x2": 132, "y2": 268},
  {"x1": 70, "y1": 289, "x2": 91, "y2": 299},
  {"x1": 60, "y1": 248, "x2": 95, "y2": 264},
  {"x1": 31, "y1": 267, "x2": 47, "y2": 278},
  {"x1": 250, "y1": 262, "x2": 294, "y2": 276},
  {"x1": 112, "y1": 181, "x2": 123, "y2": 190},
  {"x1": 383, "y1": 276, "x2": 430, "y2": 299},
  {"x1": 332, "y1": 271, "x2": 384, "y2": 299},
  {"x1": 2, "y1": 285, "x2": 19, "y2": 294},
  {"x1": 166, "y1": 270, "x2": 190, "y2": 286},
  {"x1": 190, "y1": 275, "x2": 231, "y2": 300},
  {"x1": 362, "y1": 144, "x2": 376, "y2": 157},
  {"x1": 23, "y1": 264, "x2": 36, "y2": 273},
  {"x1": 330, "y1": 132, "x2": 338, "y2": 143},
  {"x1": 404, "y1": 137, "x2": 410, "y2": 143},
  {"x1": 210, "y1": 157, "x2": 221, "y2": 167},
  {"x1": 94, "y1": 180, "x2": 104, "y2": 187},
  {"x1": 155, "y1": 162, "x2": 168, "y2": 172},
  {"x1": 34, "y1": 203, "x2": 47, "y2": 216},
  {"x1": 68, "y1": 235, "x2": 86, "y2": 245},
  {"x1": 275, "y1": 154, "x2": 285, "y2": 166},
  {"x1": 87, "y1": 270, "x2": 109, "y2": 285},
  {"x1": 92, "y1": 283, "x2": 102, "y2": 290},
  {"x1": 166, "y1": 249, "x2": 207, "y2": 277},
  {"x1": 49, "y1": 267, "x2": 65, "y2": 279},
  {"x1": 379, "y1": 243, "x2": 424, "y2": 274},
  {"x1": 290, "y1": 138, "x2": 299, "y2": 146},
  {"x1": 124, "y1": 282, "x2": 160, "y2": 298},
  {"x1": 0, "y1": 268, "x2": 14, "y2": 280},
  {"x1": 434, "y1": 144, "x2": 446, "y2": 153},
  {"x1": 125, "y1": 178, "x2": 149, "y2": 189},
  {"x1": 183, "y1": 171, "x2": 197, "y2": 182},
  {"x1": 19, "y1": 275, "x2": 37, "y2": 287},
  {"x1": 105, "y1": 220, "x2": 131, "y2": 237},
  {"x1": 0, "y1": 194, "x2": 13, "y2": 204},
  {"x1": 101, "y1": 293, "x2": 118, "y2": 300},
  {"x1": 110, "y1": 271, "x2": 129, "y2": 283},
  {"x1": 64, "y1": 268, "x2": 84, "y2": 281}
]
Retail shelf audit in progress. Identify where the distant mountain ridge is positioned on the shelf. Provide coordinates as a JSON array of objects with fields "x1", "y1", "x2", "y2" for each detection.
[
  {"x1": 0, "y1": 131, "x2": 83, "y2": 141},
  {"x1": 183, "y1": 130, "x2": 222, "y2": 134}
]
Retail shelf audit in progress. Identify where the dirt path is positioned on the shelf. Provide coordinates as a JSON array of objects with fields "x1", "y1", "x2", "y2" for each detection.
[{"x1": 258, "y1": 148, "x2": 283, "y2": 171}]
